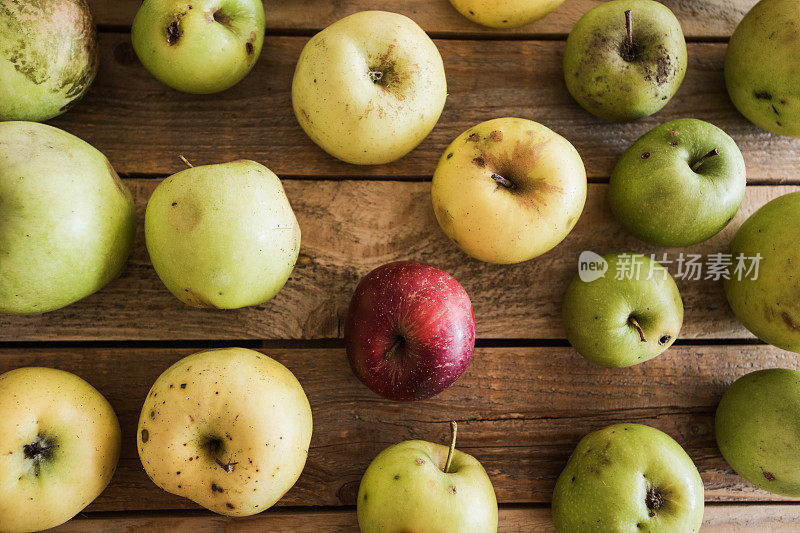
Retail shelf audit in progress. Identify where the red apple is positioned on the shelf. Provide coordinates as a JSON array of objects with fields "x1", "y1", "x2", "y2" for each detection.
[{"x1": 345, "y1": 261, "x2": 476, "y2": 401}]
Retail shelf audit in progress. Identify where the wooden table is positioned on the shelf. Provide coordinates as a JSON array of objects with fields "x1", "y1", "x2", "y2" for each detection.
[{"x1": 4, "y1": 0, "x2": 800, "y2": 530}]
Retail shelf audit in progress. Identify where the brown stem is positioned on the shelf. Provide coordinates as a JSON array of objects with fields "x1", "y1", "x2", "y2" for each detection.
[
  {"x1": 444, "y1": 421, "x2": 458, "y2": 474},
  {"x1": 178, "y1": 155, "x2": 194, "y2": 168},
  {"x1": 209, "y1": 440, "x2": 237, "y2": 473},
  {"x1": 691, "y1": 148, "x2": 720, "y2": 172},
  {"x1": 491, "y1": 173, "x2": 515, "y2": 189},
  {"x1": 621, "y1": 10, "x2": 635, "y2": 61},
  {"x1": 629, "y1": 316, "x2": 647, "y2": 342},
  {"x1": 384, "y1": 336, "x2": 405, "y2": 362}
]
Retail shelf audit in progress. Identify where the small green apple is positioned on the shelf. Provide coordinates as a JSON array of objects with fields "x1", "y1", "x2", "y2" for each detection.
[
  {"x1": 563, "y1": 0, "x2": 687, "y2": 122},
  {"x1": 0, "y1": 0, "x2": 98, "y2": 121},
  {"x1": 725, "y1": 0, "x2": 800, "y2": 137},
  {"x1": 724, "y1": 192, "x2": 800, "y2": 353},
  {"x1": 552, "y1": 423, "x2": 704, "y2": 533},
  {"x1": 609, "y1": 119, "x2": 746, "y2": 247},
  {"x1": 448, "y1": 0, "x2": 566, "y2": 28},
  {"x1": 0, "y1": 121, "x2": 136, "y2": 314},
  {"x1": 357, "y1": 422, "x2": 498, "y2": 533},
  {"x1": 563, "y1": 253, "x2": 683, "y2": 367},
  {"x1": 292, "y1": 11, "x2": 447, "y2": 165},
  {"x1": 0, "y1": 367, "x2": 121, "y2": 533},
  {"x1": 137, "y1": 347, "x2": 313, "y2": 516},
  {"x1": 716, "y1": 368, "x2": 800, "y2": 496},
  {"x1": 132, "y1": 0, "x2": 265, "y2": 94},
  {"x1": 431, "y1": 117, "x2": 586, "y2": 264},
  {"x1": 145, "y1": 159, "x2": 300, "y2": 309}
]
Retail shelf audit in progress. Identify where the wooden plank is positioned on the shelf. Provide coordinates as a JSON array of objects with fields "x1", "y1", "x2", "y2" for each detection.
[
  {"x1": 1, "y1": 180, "x2": 795, "y2": 342},
  {"x1": 48, "y1": 35, "x2": 800, "y2": 181},
  {"x1": 87, "y1": 0, "x2": 755, "y2": 39},
  {"x1": 53, "y1": 504, "x2": 800, "y2": 532},
  {"x1": 3, "y1": 345, "x2": 799, "y2": 511}
]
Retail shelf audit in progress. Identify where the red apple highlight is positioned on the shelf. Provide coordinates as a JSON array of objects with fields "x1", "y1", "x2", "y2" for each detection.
[{"x1": 345, "y1": 261, "x2": 476, "y2": 401}]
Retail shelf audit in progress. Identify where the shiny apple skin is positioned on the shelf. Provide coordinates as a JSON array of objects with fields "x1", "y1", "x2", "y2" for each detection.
[{"x1": 345, "y1": 261, "x2": 476, "y2": 402}]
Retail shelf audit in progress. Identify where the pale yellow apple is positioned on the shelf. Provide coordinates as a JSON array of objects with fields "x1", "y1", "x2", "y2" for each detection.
[
  {"x1": 292, "y1": 11, "x2": 447, "y2": 165},
  {"x1": 0, "y1": 367, "x2": 120, "y2": 533},
  {"x1": 137, "y1": 348, "x2": 313, "y2": 516},
  {"x1": 431, "y1": 117, "x2": 586, "y2": 264},
  {"x1": 449, "y1": 0, "x2": 566, "y2": 28}
]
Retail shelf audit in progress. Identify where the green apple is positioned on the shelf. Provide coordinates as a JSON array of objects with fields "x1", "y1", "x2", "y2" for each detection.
[
  {"x1": 563, "y1": 0, "x2": 687, "y2": 122},
  {"x1": 724, "y1": 192, "x2": 800, "y2": 353},
  {"x1": 132, "y1": 0, "x2": 265, "y2": 94},
  {"x1": 292, "y1": 11, "x2": 447, "y2": 165},
  {"x1": 144, "y1": 159, "x2": 300, "y2": 309},
  {"x1": 609, "y1": 119, "x2": 746, "y2": 247},
  {"x1": 449, "y1": 0, "x2": 566, "y2": 28},
  {"x1": 0, "y1": 367, "x2": 120, "y2": 533},
  {"x1": 0, "y1": 0, "x2": 98, "y2": 121},
  {"x1": 725, "y1": 0, "x2": 800, "y2": 137},
  {"x1": 431, "y1": 117, "x2": 586, "y2": 264},
  {"x1": 552, "y1": 423, "x2": 704, "y2": 532},
  {"x1": 0, "y1": 121, "x2": 136, "y2": 315},
  {"x1": 563, "y1": 253, "x2": 683, "y2": 367},
  {"x1": 357, "y1": 421, "x2": 498, "y2": 532},
  {"x1": 716, "y1": 368, "x2": 800, "y2": 496},
  {"x1": 137, "y1": 347, "x2": 313, "y2": 516}
]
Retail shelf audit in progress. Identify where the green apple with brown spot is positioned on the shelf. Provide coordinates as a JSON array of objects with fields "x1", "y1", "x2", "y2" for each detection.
[
  {"x1": 0, "y1": 367, "x2": 120, "y2": 533},
  {"x1": 137, "y1": 347, "x2": 313, "y2": 516},
  {"x1": 431, "y1": 117, "x2": 587, "y2": 264},
  {"x1": 292, "y1": 11, "x2": 447, "y2": 165}
]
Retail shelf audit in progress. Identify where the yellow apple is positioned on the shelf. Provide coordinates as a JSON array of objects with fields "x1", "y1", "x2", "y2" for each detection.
[
  {"x1": 449, "y1": 0, "x2": 566, "y2": 28},
  {"x1": 292, "y1": 11, "x2": 447, "y2": 165},
  {"x1": 0, "y1": 367, "x2": 120, "y2": 533},
  {"x1": 431, "y1": 117, "x2": 587, "y2": 264},
  {"x1": 137, "y1": 348, "x2": 313, "y2": 516}
]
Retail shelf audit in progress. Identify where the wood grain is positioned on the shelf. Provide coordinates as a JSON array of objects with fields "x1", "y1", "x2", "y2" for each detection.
[
  {"x1": 1, "y1": 180, "x2": 796, "y2": 342},
  {"x1": 48, "y1": 35, "x2": 800, "y2": 181},
  {"x1": 53, "y1": 504, "x2": 800, "y2": 532},
  {"x1": 88, "y1": 0, "x2": 755, "y2": 38},
  {"x1": 2, "y1": 344, "x2": 799, "y2": 511}
]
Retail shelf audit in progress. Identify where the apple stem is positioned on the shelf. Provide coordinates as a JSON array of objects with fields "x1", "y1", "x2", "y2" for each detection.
[
  {"x1": 691, "y1": 148, "x2": 720, "y2": 172},
  {"x1": 209, "y1": 441, "x2": 237, "y2": 473},
  {"x1": 178, "y1": 154, "x2": 194, "y2": 168},
  {"x1": 622, "y1": 10, "x2": 634, "y2": 61},
  {"x1": 444, "y1": 420, "x2": 458, "y2": 474},
  {"x1": 629, "y1": 316, "x2": 647, "y2": 342},
  {"x1": 491, "y1": 173, "x2": 515, "y2": 189},
  {"x1": 384, "y1": 336, "x2": 405, "y2": 362}
]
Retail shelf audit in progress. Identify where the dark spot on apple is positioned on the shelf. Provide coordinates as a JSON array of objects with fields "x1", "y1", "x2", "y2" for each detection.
[
  {"x1": 363, "y1": 493, "x2": 368, "y2": 501},
  {"x1": 226, "y1": 502, "x2": 235, "y2": 510},
  {"x1": 641, "y1": 152, "x2": 650, "y2": 159},
  {"x1": 172, "y1": 202, "x2": 178, "y2": 206},
  {"x1": 670, "y1": 140, "x2": 678, "y2": 147},
  {"x1": 415, "y1": 458, "x2": 425, "y2": 465},
  {"x1": 187, "y1": 4, "x2": 192, "y2": 8},
  {"x1": 448, "y1": 485, "x2": 457, "y2": 494},
  {"x1": 211, "y1": 482, "x2": 225, "y2": 493},
  {"x1": 755, "y1": 91, "x2": 773, "y2": 100},
  {"x1": 571, "y1": 476, "x2": 575, "y2": 482},
  {"x1": 669, "y1": 129, "x2": 677, "y2": 137},
  {"x1": 655, "y1": 56, "x2": 670, "y2": 85},
  {"x1": 446, "y1": 153, "x2": 453, "y2": 159},
  {"x1": 658, "y1": 335, "x2": 671, "y2": 345},
  {"x1": 150, "y1": 410, "x2": 155, "y2": 419},
  {"x1": 141, "y1": 429, "x2": 149, "y2": 443},
  {"x1": 467, "y1": 132, "x2": 480, "y2": 143},
  {"x1": 472, "y1": 157, "x2": 486, "y2": 168},
  {"x1": 469, "y1": 10, "x2": 475, "y2": 15},
  {"x1": 764, "y1": 471, "x2": 776, "y2": 480},
  {"x1": 176, "y1": 471, "x2": 181, "y2": 475},
  {"x1": 502, "y1": 19, "x2": 508, "y2": 23},
  {"x1": 180, "y1": 383, "x2": 186, "y2": 389},
  {"x1": 489, "y1": 130, "x2": 503, "y2": 142},
  {"x1": 166, "y1": 21, "x2": 182, "y2": 45},
  {"x1": 394, "y1": 475, "x2": 400, "y2": 480},
  {"x1": 772, "y1": 104, "x2": 780, "y2": 115},
  {"x1": 246, "y1": 42, "x2": 254, "y2": 55},
  {"x1": 781, "y1": 312, "x2": 800, "y2": 331},
  {"x1": 212, "y1": 10, "x2": 231, "y2": 27}
]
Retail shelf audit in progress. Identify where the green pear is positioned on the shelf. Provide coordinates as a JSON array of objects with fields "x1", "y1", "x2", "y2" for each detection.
[
  {"x1": 725, "y1": 0, "x2": 800, "y2": 137},
  {"x1": 724, "y1": 192, "x2": 800, "y2": 353},
  {"x1": 563, "y1": 253, "x2": 683, "y2": 367},
  {"x1": 716, "y1": 368, "x2": 800, "y2": 497},
  {"x1": 0, "y1": 0, "x2": 98, "y2": 121},
  {"x1": 357, "y1": 422, "x2": 498, "y2": 533},
  {"x1": 552, "y1": 423, "x2": 704, "y2": 532},
  {"x1": 0, "y1": 122, "x2": 136, "y2": 314},
  {"x1": 609, "y1": 119, "x2": 746, "y2": 247},
  {"x1": 144, "y1": 159, "x2": 300, "y2": 309},
  {"x1": 563, "y1": 0, "x2": 687, "y2": 122}
]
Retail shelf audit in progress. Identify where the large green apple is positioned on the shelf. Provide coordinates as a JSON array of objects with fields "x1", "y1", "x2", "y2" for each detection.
[
  {"x1": 609, "y1": 119, "x2": 746, "y2": 247},
  {"x1": 431, "y1": 117, "x2": 586, "y2": 264},
  {"x1": 552, "y1": 423, "x2": 704, "y2": 532},
  {"x1": 0, "y1": 0, "x2": 98, "y2": 121},
  {"x1": 716, "y1": 368, "x2": 800, "y2": 496},
  {"x1": 357, "y1": 422, "x2": 498, "y2": 532},
  {"x1": 144, "y1": 159, "x2": 300, "y2": 309},
  {"x1": 0, "y1": 367, "x2": 120, "y2": 533},
  {"x1": 292, "y1": 11, "x2": 447, "y2": 165},
  {"x1": 0, "y1": 121, "x2": 136, "y2": 314},
  {"x1": 137, "y1": 348, "x2": 313, "y2": 516},
  {"x1": 724, "y1": 192, "x2": 800, "y2": 352},
  {"x1": 132, "y1": 0, "x2": 265, "y2": 94},
  {"x1": 563, "y1": 0, "x2": 687, "y2": 122},
  {"x1": 563, "y1": 253, "x2": 683, "y2": 367},
  {"x1": 449, "y1": 0, "x2": 566, "y2": 28},
  {"x1": 725, "y1": 0, "x2": 800, "y2": 137}
]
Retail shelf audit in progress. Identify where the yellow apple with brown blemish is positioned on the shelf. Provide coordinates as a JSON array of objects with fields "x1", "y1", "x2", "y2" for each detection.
[
  {"x1": 137, "y1": 347, "x2": 313, "y2": 516},
  {"x1": 431, "y1": 117, "x2": 587, "y2": 264},
  {"x1": 449, "y1": 0, "x2": 566, "y2": 29}
]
